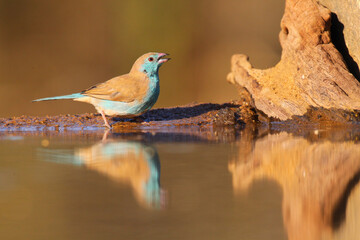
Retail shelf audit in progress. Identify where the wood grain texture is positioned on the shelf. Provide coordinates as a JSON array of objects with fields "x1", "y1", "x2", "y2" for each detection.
[
  {"x1": 318, "y1": 0, "x2": 360, "y2": 70},
  {"x1": 227, "y1": 0, "x2": 360, "y2": 120}
]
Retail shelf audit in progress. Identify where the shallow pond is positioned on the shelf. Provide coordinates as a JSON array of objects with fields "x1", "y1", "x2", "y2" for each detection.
[{"x1": 0, "y1": 126, "x2": 359, "y2": 240}]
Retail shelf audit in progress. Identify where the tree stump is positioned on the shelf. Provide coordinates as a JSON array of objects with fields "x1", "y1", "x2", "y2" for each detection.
[{"x1": 227, "y1": 0, "x2": 360, "y2": 121}]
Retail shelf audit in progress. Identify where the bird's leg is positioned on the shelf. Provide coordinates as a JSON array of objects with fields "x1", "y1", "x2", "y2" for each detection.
[{"x1": 100, "y1": 111, "x2": 111, "y2": 128}]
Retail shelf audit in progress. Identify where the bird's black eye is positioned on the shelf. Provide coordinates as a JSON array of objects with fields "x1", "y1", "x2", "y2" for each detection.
[{"x1": 148, "y1": 57, "x2": 154, "y2": 62}]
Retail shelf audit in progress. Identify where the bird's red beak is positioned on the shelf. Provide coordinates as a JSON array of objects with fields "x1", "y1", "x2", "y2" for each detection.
[{"x1": 157, "y1": 53, "x2": 170, "y2": 64}]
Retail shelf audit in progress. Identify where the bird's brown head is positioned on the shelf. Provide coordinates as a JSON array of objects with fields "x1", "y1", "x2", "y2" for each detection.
[{"x1": 130, "y1": 52, "x2": 170, "y2": 75}]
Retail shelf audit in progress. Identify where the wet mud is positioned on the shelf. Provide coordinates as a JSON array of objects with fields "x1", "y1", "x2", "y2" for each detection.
[
  {"x1": 0, "y1": 102, "x2": 257, "y2": 142},
  {"x1": 0, "y1": 102, "x2": 254, "y2": 131},
  {"x1": 1, "y1": 102, "x2": 359, "y2": 140}
]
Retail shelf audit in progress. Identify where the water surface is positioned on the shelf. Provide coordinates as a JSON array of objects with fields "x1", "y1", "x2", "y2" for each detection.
[{"x1": 0, "y1": 127, "x2": 359, "y2": 240}]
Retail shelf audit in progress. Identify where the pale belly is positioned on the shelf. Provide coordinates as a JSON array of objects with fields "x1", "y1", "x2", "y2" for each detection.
[{"x1": 74, "y1": 96, "x2": 157, "y2": 116}]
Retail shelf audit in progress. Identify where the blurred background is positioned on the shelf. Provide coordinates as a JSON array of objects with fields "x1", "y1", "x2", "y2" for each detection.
[{"x1": 0, "y1": 0, "x2": 284, "y2": 117}]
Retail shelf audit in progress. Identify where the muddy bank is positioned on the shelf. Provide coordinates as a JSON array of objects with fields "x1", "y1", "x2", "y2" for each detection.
[
  {"x1": 1, "y1": 101, "x2": 359, "y2": 138},
  {"x1": 0, "y1": 102, "x2": 256, "y2": 143},
  {"x1": 0, "y1": 102, "x2": 253, "y2": 131}
]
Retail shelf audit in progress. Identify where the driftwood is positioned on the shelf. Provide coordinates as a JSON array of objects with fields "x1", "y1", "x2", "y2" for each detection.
[
  {"x1": 318, "y1": 0, "x2": 360, "y2": 72},
  {"x1": 227, "y1": 0, "x2": 360, "y2": 121}
]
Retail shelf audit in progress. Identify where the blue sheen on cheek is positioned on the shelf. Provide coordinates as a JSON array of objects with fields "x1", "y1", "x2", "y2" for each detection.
[{"x1": 140, "y1": 58, "x2": 160, "y2": 76}]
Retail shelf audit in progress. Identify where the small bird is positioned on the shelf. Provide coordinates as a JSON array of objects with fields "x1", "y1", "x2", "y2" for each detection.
[{"x1": 33, "y1": 52, "x2": 170, "y2": 128}]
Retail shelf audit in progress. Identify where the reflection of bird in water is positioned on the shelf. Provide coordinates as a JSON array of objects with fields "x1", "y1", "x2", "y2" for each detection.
[{"x1": 39, "y1": 137, "x2": 165, "y2": 209}]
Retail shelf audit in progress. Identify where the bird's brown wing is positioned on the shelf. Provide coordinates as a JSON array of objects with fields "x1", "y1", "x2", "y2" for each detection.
[{"x1": 82, "y1": 74, "x2": 148, "y2": 102}]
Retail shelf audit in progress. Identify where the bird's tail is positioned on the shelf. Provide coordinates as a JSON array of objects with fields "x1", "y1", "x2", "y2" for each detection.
[
  {"x1": 32, "y1": 93, "x2": 83, "y2": 102},
  {"x1": 37, "y1": 148, "x2": 84, "y2": 166}
]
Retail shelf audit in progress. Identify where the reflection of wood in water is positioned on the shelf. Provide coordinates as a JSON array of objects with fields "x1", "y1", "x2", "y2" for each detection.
[
  {"x1": 333, "y1": 183, "x2": 360, "y2": 240},
  {"x1": 76, "y1": 142, "x2": 163, "y2": 209},
  {"x1": 229, "y1": 132, "x2": 360, "y2": 240}
]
